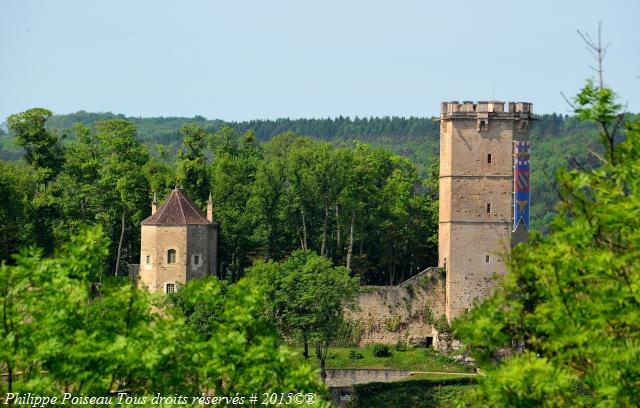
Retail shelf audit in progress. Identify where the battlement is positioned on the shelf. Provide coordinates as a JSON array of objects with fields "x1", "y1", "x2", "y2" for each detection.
[{"x1": 440, "y1": 101, "x2": 533, "y2": 119}]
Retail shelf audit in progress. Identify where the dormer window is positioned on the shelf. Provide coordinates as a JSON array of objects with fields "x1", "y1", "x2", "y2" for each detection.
[{"x1": 167, "y1": 249, "x2": 176, "y2": 264}]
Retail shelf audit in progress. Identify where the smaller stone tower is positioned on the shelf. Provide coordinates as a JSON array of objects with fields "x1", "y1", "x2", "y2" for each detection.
[{"x1": 139, "y1": 188, "x2": 218, "y2": 293}]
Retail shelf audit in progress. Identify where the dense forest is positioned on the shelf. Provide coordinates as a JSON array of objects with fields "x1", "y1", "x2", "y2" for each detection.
[
  {"x1": 0, "y1": 109, "x2": 438, "y2": 286},
  {"x1": 1, "y1": 111, "x2": 624, "y2": 234}
]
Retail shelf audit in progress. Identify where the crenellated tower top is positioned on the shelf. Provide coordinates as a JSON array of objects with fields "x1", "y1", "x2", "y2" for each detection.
[
  {"x1": 440, "y1": 100, "x2": 533, "y2": 117},
  {"x1": 440, "y1": 101, "x2": 533, "y2": 133}
]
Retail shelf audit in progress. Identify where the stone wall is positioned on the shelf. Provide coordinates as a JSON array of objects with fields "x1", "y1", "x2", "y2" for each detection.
[
  {"x1": 346, "y1": 268, "x2": 445, "y2": 346},
  {"x1": 324, "y1": 369, "x2": 411, "y2": 388},
  {"x1": 186, "y1": 224, "x2": 218, "y2": 279},
  {"x1": 139, "y1": 223, "x2": 217, "y2": 293},
  {"x1": 139, "y1": 225, "x2": 188, "y2": 293}
]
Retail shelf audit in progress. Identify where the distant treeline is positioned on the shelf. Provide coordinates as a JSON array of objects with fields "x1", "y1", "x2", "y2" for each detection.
[{"x1": 39, "y1": 111, "x2": 439, "y2": 143}]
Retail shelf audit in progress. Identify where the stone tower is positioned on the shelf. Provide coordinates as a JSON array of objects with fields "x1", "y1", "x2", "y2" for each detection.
[
  {"x1": 438, "y1": 101, "x2": 532, "y2": 320},
  {"x1": 139, "y1": 188, "x2": 218, "y2": 293}
]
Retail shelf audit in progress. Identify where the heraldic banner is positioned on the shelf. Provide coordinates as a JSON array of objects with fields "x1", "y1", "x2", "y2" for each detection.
[{"x1": 514, "y1": 141, "x2": 530, "y2": 231}]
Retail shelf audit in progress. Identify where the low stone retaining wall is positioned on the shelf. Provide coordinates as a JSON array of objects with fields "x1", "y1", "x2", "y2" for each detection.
[{"x1": 324, "y1": 368, "x2": 411, "y2": 388}]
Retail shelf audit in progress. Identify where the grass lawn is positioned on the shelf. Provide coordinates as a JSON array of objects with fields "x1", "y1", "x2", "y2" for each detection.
[
  {"x1": 403, "y1": 372, "x2": 476, "y2": 381},
  {"x1": 322, "y1": 345, "x2": 475, "y2": 373}
]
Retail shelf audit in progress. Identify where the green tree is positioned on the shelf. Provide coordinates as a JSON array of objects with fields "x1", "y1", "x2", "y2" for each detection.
[
  {"x1": 143, "y1": 145, "x2": 176, "y2": 200},
  {"x1": 210, "y1": 127, "x2": 261, "y2": 281},
  {"x1": 248, "y1": 250, "x2": 359, "y2": 378},
  {"x1": 0, "y1": 162, "x2": 33, "y2": 261},
  {"x1": 250, "y1": 144, "x2": 288, "y2": 259},
  {"x1": 176, "y1": 123, "x2": 209, "y2": 205},
  {"x1": 283, "y1": 134, "x2": 318, "y2": 252},
  {"x1": 7, "y1": 108, "x2": 63, "y2": 189},
  {"x1": 54, "y1": 124, "x2": 103, "y2": 237},
  {"x1": 6, "y1": 109, "x2": 66, "y2": 255},
  {"x1": 94, "y1": 119, "x2": 149, "y2": 276}
]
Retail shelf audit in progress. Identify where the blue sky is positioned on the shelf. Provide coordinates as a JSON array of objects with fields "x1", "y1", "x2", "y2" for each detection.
[{"x1": 1, "y1": 0, "x2": 639, "y2": 121}]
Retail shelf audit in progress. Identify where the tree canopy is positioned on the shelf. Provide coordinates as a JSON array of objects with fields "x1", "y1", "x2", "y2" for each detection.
[
  {"x1": 248, "y1": 250, "x2": 359, "y2": 378},
  {"x1": 0, "y1": 114, "x2": 439, "y2": 285}
]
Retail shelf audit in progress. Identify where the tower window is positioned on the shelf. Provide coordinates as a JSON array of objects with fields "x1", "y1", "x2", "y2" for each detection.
[
  {"x1": 166, "y1": 283, "x2": 175, "y2": 293},
  {"x1": 487, "y1": 203, "x2": 491, "y2": 213},
  {"x1": 167, "y1": 249, "x2": 176, "y2": 264},
  {"x1": 194, "y1": 255, "x2": 200, "y2": 265},
  {"x1": 486, "y1": 255, "x2": 490, "y2": 263},
  {"x1": 146, "y1": 255, "x2": 150, "y2": 265},
  {"x1": 487, "y1": 153, "x2": 492, "y2": 163}
]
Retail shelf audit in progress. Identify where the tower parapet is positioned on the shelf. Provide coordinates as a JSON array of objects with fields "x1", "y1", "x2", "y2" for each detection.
[{"x1": 440, "y1": 101, "x2": 533, "y2": 117}]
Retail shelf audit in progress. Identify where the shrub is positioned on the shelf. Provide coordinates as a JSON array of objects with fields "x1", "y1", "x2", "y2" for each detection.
[
  {"x1": 385, "y1": 315, "x2": 401, "y2": 332},
  {"x1": 372, "y1": 343, "x2": 392, "y2": 357},
  {"x1": 423, "y1": 304, "x2": 435, "y2": 325},
  {"x1": 395, "y1": 340, "x2": 409, "y2": 352},
  {"x1": 349, "y1": 319, "x2": 364, "y2": 346},
  {"x1": 434, "y1": 314, "x2": 450, "y2": 332},
  {"x1": 349, "y1": 349, "x2": 364, "y2": 360}
]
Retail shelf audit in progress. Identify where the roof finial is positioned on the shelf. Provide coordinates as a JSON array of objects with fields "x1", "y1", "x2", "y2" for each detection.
[{"x1": 151, "y1": 192, "x2": 158, "y2": 215}]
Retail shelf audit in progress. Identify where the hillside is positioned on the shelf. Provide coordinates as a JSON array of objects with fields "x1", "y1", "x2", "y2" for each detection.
[{"x1": 1, "y1": 111, "x2": 618, "y2": 232}]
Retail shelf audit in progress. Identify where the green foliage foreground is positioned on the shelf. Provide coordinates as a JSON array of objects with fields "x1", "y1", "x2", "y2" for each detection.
[
  {"x1": 0, "y1": 227, "x2": 328, "y2": 406},
  {"x1": 453, "y1": 81, "x2": 640, "y2": 406}
]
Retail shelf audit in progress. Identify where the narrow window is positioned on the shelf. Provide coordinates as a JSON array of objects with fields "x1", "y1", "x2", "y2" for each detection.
[
  {"x1": 194, "y1": 255, "x2": 200, "y2": 265},
  {"x1": 486, "y1": 255, "x2": 490, "y2": 263},
  {"x1": 487, "y1": 203, "x2": 491, "y2": 213},
  {"x1": 166, "y1": 283, "x2": 175, "y2": 293},
  {"x1": 487, "y1": 153, "x2": 492, "y2": 163},
  {"x1": 167, "y1": 249, "x2": 176, "y2": 264},
  {"x1": 146, "y1": 255, "x2": 150, "y2": 265}
]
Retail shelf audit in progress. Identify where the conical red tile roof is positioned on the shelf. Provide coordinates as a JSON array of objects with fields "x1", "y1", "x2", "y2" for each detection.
[{"x1": 141, "y1": 189, "x2": 211, "y2": 225}]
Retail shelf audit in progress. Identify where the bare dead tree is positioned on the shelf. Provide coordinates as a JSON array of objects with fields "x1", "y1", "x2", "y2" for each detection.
[
  {"x1": 577, "y1": 22, "x2": 610, "y2": 90},
  {"x1": 560, "y1": 22, "x2": 625, "y2": 166}
]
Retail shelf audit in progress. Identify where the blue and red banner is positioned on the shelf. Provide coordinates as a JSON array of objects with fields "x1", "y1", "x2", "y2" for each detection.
[{"x1": 514, "y1": 141, "x2": 530, "y2": 231}]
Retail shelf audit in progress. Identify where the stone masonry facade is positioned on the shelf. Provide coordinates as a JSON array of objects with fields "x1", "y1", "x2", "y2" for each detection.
[{"x1": 439, "y1": 101, "x2": 532, "y2": 320}]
